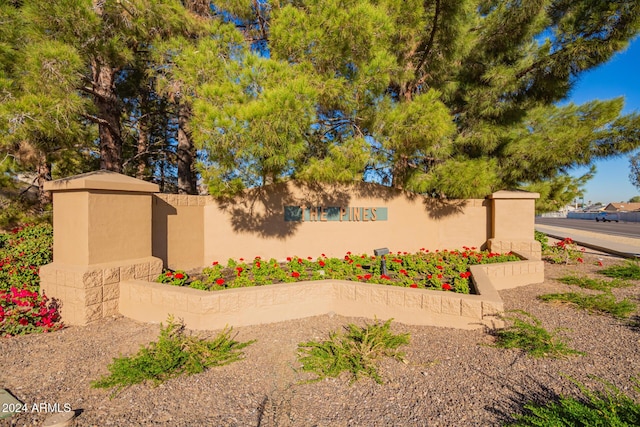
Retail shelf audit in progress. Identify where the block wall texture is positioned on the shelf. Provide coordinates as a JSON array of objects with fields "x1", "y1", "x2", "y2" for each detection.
[{"x1": 117, "y1": 258, "x2": 543, "y2": 330}]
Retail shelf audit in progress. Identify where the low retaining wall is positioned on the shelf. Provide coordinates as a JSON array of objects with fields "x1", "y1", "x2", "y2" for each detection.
[{"x1": 118, "y1": 258, "x2": 544, "y2": 330}]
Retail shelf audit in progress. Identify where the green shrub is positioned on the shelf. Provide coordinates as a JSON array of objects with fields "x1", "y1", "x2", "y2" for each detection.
[
  {"x1": 509, "y1": 376, "x2": 640, "y2": 426},
  {"x1": 599, "y1": 260, "x2": 640, "y2": 280},
  {"x1": 489, "y1": 310, "x2": 583, "y2": 358},
  {"x1": 557, "y1": 275, "x2": 633, "y2": 291},
  {"x1": 297, "y1": 319, "x2": 410, "y2": 384},
  {"x1": 92, "y1": 316, "x2": 254, "y2": 396},
  {"x1": 538, "y1": 292, "x2": 636, "y2": 319},
  {"x1": 0, "y1": 223, "x2": 53, "y2": 291},
  {"x1": 534, "y1": 231, "x2": 550, "y2": 252}
]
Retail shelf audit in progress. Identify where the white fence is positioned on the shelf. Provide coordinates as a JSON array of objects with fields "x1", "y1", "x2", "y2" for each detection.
[{"x1": 567, "y1": 211, "x2": 640, "y2": 222}]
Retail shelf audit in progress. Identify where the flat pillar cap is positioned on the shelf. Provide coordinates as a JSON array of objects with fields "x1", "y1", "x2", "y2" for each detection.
[
  {"x1": 43, "y1": 170, "x2": 159, "y2": 193},
  {"x1": 489, "y1": 190, "x2": 539, "y2": 200}
]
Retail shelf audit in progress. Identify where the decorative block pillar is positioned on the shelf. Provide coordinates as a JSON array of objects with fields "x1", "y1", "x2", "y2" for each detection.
[
  {"x1": 487, "y1": 190, "x2": 542, "y2": 260},
  {"x1": 39, "y1": 171, "x2": 163, "y2": 325}
]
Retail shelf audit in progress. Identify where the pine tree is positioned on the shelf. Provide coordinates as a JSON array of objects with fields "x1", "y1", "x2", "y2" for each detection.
[{"x1": 191, "y1": 0, "x2": 640, "y2": 207}]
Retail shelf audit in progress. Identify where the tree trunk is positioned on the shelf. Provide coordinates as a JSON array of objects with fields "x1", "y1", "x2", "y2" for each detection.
[
  {"x1": 36, "y1": 153, "x2": 52, "y2": 207},
  {"x1": 391, "y1": 155, "x2": 409, "y2": 189},
  {"x1": 136, "y1": 114, "x2": 149, "y2": 179},
  {"x1": 92, "y1": 59, "x2": 123, "y2": 173},
  {"x1": 177, "y1": 103, "x2": 197, "y2": 194}
]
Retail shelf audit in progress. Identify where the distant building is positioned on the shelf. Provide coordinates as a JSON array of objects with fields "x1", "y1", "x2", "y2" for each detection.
[{"x1": 603, "y1": 202, "x2": 640, "y2": 212}]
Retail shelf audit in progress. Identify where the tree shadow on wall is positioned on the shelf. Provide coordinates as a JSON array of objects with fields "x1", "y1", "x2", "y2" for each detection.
[
  {"x1": 215, "y1": 181, "x2": 356, "y2": 239},
  {"x1": 214, "y1": 180, "x2": 488, "y2": 238}
]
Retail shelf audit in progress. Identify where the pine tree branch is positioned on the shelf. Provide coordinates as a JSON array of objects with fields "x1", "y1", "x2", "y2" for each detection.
[{"x1": 412, "y1": 0, "x2": 441, "y2": 87}]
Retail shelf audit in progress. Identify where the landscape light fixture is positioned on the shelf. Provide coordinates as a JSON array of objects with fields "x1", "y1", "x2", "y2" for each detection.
[{"x1": 373, "y1": 247, "x2": 389, "y2": 276}]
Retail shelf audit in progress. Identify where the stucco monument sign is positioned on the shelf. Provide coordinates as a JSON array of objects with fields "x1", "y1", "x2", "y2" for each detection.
[{"x1": 39, "y1": 171, "x2": 543, "y2": 329}]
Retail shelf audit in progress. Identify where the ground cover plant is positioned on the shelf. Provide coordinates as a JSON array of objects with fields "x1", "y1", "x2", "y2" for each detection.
[
  {"x1": 509, "y1": 376, "x2": 640, "y2": 426},
  {"x1": 598, "y1": 260, "x2": 640, "y2": 280},
  {"x1": 556, "y1": 275, "x2": 633, "y2": 292},
  {"x1": 0, "y1": 223, "x2": 62, "y2": 336},
  {"x1": 296, "y1": 319, "x2": 410, "y2": 384},
  {"x1": 92, "y1": 316, "x2": 254, "y2": 396},
  {"x1": 157, "y1": 248, "x2": 520, "y2": 294},
  {"x1": 538, "y1": 292, "x2": 636, "y2": 319},
  {"x1": 488, "y1": 310, "x2": 583, "y2": 359}
]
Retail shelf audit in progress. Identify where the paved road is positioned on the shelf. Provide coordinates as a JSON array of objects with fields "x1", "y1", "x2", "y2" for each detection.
[{"x1": 536, "y1": 217, "x2": 640, "y2": 239}]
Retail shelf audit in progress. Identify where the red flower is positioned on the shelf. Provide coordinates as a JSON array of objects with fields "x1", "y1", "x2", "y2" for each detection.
[
  {"x1": 307, "y1": 256, "x2": 313, "y2": 260},
  {"x1": 287, "y1": 257, "x2": 292, "y2": 261},
  {"x1": 319, "y1": 260, "x2": 326, "y2": 267},
  {"x1": 427, "y1": 274, "x2": 432, "y2": 279},
  {"x1": 291, "y1": 271, "x2": 300, "y2": 278},
  {"x1": 356, "y1": 264, "x2": 362, "y2": 268},
  {"x1": 437, "y1": 274, "x2": 443, "y2": 279},
  {"x1": 346, "y1": 251, "x2": 352, "y2": 255},
  {"x1": 212, "y1": 261, "x2": 219, "y2": 266},
  {"x1": 255, "y1": 256, "x2": 261, "y2": 259},
  {"x1": 577, "y1": 258, "x2": 584, "y2": 263},
  {"x1": 174, "y1": 273, "x2": 185, "y2": 279},
  {"x1": 297, "y1": 258, "x2": 303, "y2": 264},
  {"x1": 19, "y1": 318, "x2": 29, "y2": 326},
  {"x1": 166, "y1": 271, "x2": 173, "y2": 277},
  {"x1": 239, "y1": 258, "x2": 244, "y2": 262},
  {"x1": 597, "y1": 261, "x2": 603, "y2": 266},
  {"x1": 321, "y1": 253, "x2": 326, "y2": 257},
  {"x1": 216, "y1": 278, "x2": 225, "y2": 286},
  {"x1": 236, "y1": 267, "x2": 243, "y2": 272},
  {"x1": 380, "y1": 274, "x2": 391, "y2": 280},
  {"x1": 442, "y1": 283, "x2": 452, "y2": 291},
  {"x1": 364, "y1": 274, "x2": 372, "y2": 280},
  {"x1": 256, "y1": 262, "x2": 261, "y2": 268},
  {"x1": 436, "y1": 265, "x2": 443, "y2": 270},
  {"x1": 399, "y1": 269, "x2": 408, "y2": 276},
  {"x1": 410, "y1": 284, "x2": 418, "y2": 288}
]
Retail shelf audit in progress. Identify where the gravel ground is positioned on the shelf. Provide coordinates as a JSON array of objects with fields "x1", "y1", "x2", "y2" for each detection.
[{"x1": 2, "y1": 249, "x2": 640, "y2": 427}]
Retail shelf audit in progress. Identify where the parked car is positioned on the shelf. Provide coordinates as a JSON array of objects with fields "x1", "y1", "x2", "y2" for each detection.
[{"x1": 595, "y1": 212, "x2": 619, "y2": 222}]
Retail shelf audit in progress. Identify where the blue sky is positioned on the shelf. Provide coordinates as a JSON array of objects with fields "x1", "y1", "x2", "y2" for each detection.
[{"x1": 567, "y1": 37, "x2": 640, "y2": 204}]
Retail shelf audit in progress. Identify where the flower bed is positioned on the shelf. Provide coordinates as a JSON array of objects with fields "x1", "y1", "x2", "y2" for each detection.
[
  {"x1": 0, "y1": 223, "x2": 63, "y2": 337},
  {"x1": 156, "y1": 248, "x2": 521, "y2": 295}
]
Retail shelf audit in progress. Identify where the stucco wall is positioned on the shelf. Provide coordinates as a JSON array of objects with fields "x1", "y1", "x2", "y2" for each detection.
[{"x1": 154, "y1": 181, "x2": 494, "y2": 270}]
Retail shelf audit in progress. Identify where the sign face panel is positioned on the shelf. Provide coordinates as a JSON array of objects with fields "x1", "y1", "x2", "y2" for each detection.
[{"x1": 284, "y1": 206, "x2": 388, "y2": 222}]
